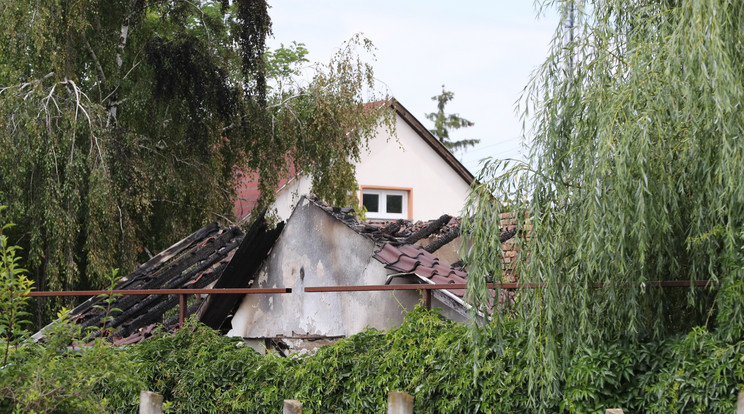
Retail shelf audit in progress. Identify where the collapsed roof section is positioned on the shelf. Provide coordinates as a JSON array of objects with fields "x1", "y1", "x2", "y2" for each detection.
[
  {"x1": 33, "y1": 210, "x2": 282, "y2": 344},
  {"x1": 310, "y1": 198, "x2": 462, "y2": 249},
  {"x1": 304, "y1": 197, "x2": 471, "y2": 316},
  {"x1": 35, "y1": 195, "x2": 515, "y2": 345}
]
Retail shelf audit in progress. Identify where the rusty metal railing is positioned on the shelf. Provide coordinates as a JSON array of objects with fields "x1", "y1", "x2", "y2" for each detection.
[
  {"x1": 24, "y1": 279, "x2": 716, "y2": 325},
  {"x1": 304, "y1": 280, "x2": 717, "y2": 310},
  {"x1": 25, "y1": 288, "x2": 292, "y2": 326}
]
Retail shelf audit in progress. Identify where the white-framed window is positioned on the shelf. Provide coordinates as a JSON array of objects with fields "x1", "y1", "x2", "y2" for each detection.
[{"x1": 361, "y1": 188, "x2": 409, "y2": 219}]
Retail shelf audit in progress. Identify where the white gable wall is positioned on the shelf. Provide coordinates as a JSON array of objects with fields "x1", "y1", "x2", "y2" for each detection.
[
  {"x1": 356, "y1": 115, "x2": 472, "y2": 220},
  {"x1": 272, "y1": 175, "x2": 312, "y2": 220},
  {"x1": 265, "y1": 109, "x2": 473, "y2": 222}
]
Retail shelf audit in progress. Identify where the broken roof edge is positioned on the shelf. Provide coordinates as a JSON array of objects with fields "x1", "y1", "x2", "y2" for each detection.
[
  {"x1": 198, "y1": 208, "x2": 286, "y2": 332},
  {"x1": 31, "y1": 221, "x2": 244, "y2": 343},
  {"x1": 300, "y1": 195, "x2": 463, "y2": 251},
  {"x1": 390, "y1": 98, "x2": 475, "y2": 186}
]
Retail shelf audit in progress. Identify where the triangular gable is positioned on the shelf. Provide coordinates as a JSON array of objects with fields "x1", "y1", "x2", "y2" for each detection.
[
  {"x1": 390, "y1": 99, "x2": 474, "y2": 185},
  {"x1": 233, "y1": 98, "x2": 476, "y2": 221}
]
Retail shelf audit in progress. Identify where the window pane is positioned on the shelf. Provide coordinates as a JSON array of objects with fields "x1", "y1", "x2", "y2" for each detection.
[
  {"x1": 386, "y1": 195, "x2": 403, "y2": 214},
  {"x1": 362, "y1": 193, "x2": 379, "y2": 212}
]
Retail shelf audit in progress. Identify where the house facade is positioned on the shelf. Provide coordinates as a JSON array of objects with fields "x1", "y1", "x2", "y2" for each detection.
[
  {"x1": 233, "y1": 99, "x2": 475, "y2": 221},
  {"x1": 43, "y1": 195, "x2": 520, "y2": 355},
  {"x1": 226, "y1": 196, "x2": 470, "y2": 354}
]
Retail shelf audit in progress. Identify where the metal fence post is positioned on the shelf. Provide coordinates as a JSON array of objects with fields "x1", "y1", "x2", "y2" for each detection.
[{"x1": 178, "y1": 294, "x2": 187, "y2": 326}]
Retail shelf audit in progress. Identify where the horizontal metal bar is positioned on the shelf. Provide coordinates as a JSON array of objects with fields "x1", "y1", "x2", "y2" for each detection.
[
  {"x1": 24, "y1": 288, "x2": 292, "y2": 297},
  {"x1": 303, "y1": 283, "x2": 547, "y2": 292},
  {"x1": 305, "y1": 284, "x2": 466, "y2": 292},
  {"x1": 304, "y1": 280, "x2": 717, "y2": 293},
  {"x1": 21, "y1": 280, "x2": 717, "y2": 298},
  {"x1": 649, "y1": 280, "x2": 715, "y2": 287}
]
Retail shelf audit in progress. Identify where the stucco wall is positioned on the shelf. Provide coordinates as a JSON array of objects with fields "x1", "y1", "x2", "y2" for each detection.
[
  {"x1": 355, "y1": 116, "x2": 472, "y2": 220},
  {"x1": 273, "y1": 175, "x2": 312, "y2": 220},
  {"x1": 259, "y1": 111, "x2": 473, "y2": 222},
  {"x1": 227, "y1": 197, "x2": 424, "y2": 339}
]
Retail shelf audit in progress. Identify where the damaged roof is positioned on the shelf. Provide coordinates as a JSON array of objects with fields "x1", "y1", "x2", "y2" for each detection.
[
  {"x1": 307, "y1": 196, "x2": 518, "y2": 308},
  {"x1": 56, "y1": 223, "x2": 242, "y2": 341},
  {"x1": 38, "y1": 195, "x2": 502, "y2": 345},
  {"x1": 307, "y1": 196, "x2": 471, "y2": 303},
  {"x1": 374, "y1": 244, "x2": 467, "y2": 298},
  {"x1": 34, "y1": 210, "x2": 282, "y2": 344}
]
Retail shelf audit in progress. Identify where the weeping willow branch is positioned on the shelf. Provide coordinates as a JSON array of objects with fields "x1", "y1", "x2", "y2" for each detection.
[{"x1": 464, "y1": 0, "x2": 744, "y2": 409}]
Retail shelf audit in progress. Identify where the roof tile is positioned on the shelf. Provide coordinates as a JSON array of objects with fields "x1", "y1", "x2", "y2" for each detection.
[
  {"x1": 399, "y1": 244, "x2": 425, "y2": 258},
  {"x1": 374, "y1": 244, "x2": 402, "y2": 264},
  {"x1": 372, "y1": 242, "x2": 470, "y2": 300},
  {"x1": 433, "y1": 264, "x2": 456, "y2": 276},
  {"x1": 388, "y1": 255, "x2": 420, "y2": 272},
  {"x1": 413, "y1": 266, "x2": 437, "y2": 279}
]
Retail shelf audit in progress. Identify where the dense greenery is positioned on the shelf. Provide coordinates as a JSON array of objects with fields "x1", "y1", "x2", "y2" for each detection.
[
  {"x1": 0, "y1": 205, "x2": 34, "y2": 365},
  {"x1": 462, "y1": 0, "x2": 744, "y2": 408},
  {"x1": 0, "y1": 219, "x2": 740, "y2": 412},
  {"x1": 0, "y1": 1, "x2": 392, "y2": 323},
  {"x1": 426, "y1": 85, "x2": 480, "y2": 152},
  {"x1": 1, "y1": 308, "x2": 741, "y2": 413}
]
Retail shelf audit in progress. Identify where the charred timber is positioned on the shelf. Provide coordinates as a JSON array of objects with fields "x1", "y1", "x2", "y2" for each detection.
[
  {"x1": 423, "y1": 225, "x2": 460, "y2": 253},
  {"x1": 68, "y1": 223, "x2": 222, "y2": 319},
  {"x1": 402, "y1": 214, "x2": 452, "y2": 245},
  {"x1": 500, "y1": 228, "x2": 518, "y2": 243},
  {"x1": 96, "y1": 227, "x2": 242, "y2": 322},
  {"x1": 198, "y1": 209, "x2": 285, "y2": 332}
]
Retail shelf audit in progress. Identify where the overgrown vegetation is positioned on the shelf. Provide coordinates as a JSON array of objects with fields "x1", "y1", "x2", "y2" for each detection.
[
  {"x1": 0, "y1": 209, "x2": 740, "y2": 411},
  {"x1": 0, "y1": 205, "x2": 33, "y2": 365},
  {"x1": 0, "y1": 1, "x2": 393, "y2": 324},
  {"x1": 3, "y1": 1, "x2": 744, "y2": 411},
  {"x1": 1, "y1": 308, "x2": 742, "y2": 413},
  {"x1": 462, "y1": 0, "x2": 744, "y2": 409}
]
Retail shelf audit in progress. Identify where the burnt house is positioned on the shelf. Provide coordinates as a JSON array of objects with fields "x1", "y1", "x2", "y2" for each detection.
[{"x1": 35, "y1": 195, "x2": 518, "y2": 352}]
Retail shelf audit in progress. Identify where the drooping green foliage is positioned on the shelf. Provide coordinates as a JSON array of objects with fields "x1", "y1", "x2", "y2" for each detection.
[
  {"x1": 426, "y1": 85, "x2": 480, "y2": 152},
  {"x1": 1, "y1": 309, "x2": 741, "y2": 412},
  {"x1": 463, "y1": 0, "x2": 744, "y2": 407},
  {"x1": 0, "y1": 310, "x2": 144, "y2": 413},
  {"x1": 0, "y1": 1, "x2": 392, "y2": 323},
  {"x1": 252, "y1": 34, "x2": 395, "y2": 211}
]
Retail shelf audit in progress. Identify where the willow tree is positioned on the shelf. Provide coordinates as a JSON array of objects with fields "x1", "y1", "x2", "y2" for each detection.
[
  {"x1": 0, "y1": 1, "x2": 392, "y2": 323},
  {"x1": 463, "y1": 0, "x2": 744, "y2": 406}
]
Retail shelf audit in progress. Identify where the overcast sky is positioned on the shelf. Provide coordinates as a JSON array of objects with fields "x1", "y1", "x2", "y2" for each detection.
[{"x1": 266, "y1": 1, "x2": 560, "y2": 175}]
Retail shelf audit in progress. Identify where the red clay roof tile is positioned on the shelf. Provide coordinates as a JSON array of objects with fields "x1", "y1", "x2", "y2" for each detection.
[{"x1": 373, "y1": 242, "x2": 468, "y2": 300}]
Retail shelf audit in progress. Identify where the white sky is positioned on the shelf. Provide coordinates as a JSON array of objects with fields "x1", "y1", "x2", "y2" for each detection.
[{"x1": 266, "y1": 1, "x2": 559, "y2": 175}]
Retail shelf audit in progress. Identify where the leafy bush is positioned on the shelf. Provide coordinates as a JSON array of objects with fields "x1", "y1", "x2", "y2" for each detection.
[
  {"x1": 0, "y1": 314, "x2": 143, "y2": 413},
  {"x1": 1, "y1": 305, "x2": 741, "y2": 413},
  {"x1": 640, "y1": 328, "x2": 744, "y2": 413},
  {"x1": 123, "y1": 308, "x2": 742, "y2": 413},
  {"x1": 0, "y1": 204, "x2": 34, "y2": 365}
]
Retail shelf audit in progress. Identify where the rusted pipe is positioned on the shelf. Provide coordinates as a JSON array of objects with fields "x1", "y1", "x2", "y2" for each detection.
[
  {"x1": 423, "y1": 289, "x2": 432, "y2": 310},
  {"x1": 24, "y1": 288, "x2": 292, "y2": 297},
  {"x1": 304, "y1": 280, "x2": 717, "y2": 293},
  {"x1": 178, "y1": 294, "x2": 187, "y2": 326}
]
